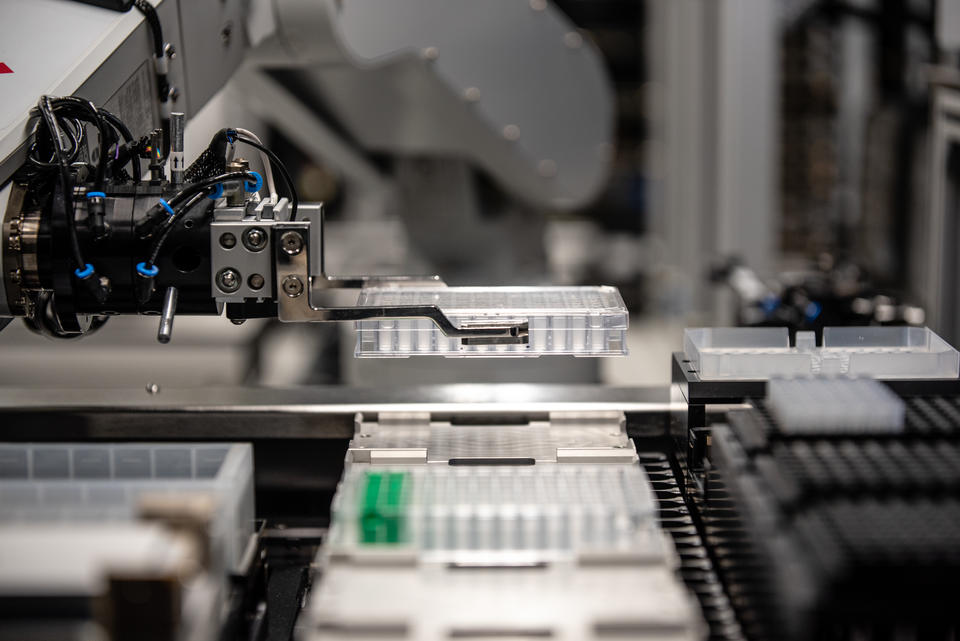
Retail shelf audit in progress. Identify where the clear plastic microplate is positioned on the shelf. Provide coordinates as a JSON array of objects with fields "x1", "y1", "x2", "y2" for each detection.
[
  {"x1": 354, "y1": 286, "x2": 628, "y2": 357},
  {"x1": 683, "y1": 326, "x2": 959, "y2": 380}
]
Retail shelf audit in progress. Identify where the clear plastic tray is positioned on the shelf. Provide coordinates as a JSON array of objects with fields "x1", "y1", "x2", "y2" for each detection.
[
  {"x1": 323, "y1": 465, "x2": 661, "y2": 563},
  {"x1": 684, "y1": 326, "x2": 960, "y2": 380},
  {"x1": 354, "y1": 286, "x2": 628, "y2": 357},
  {"x1": 0, "y1": 443, "x2": 255, "y2": 573}
]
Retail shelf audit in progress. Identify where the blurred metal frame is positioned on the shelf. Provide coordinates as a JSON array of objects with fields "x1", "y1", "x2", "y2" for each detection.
[
  {"x1": 923, "y1": 73, "x2": 960, "y2": 345},
  {"x1": 646, "y1": 0, "x2": 778, "y2": 322}
]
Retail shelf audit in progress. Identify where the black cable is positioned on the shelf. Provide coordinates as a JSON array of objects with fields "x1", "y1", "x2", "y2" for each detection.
[
  {"x1": 31, "y1": 97, "x2": 110, "y2": 191},
  {"x1": 38, "y1": 96, "x2": 85, "y2": 271},
  {"x1": 234, "y1": 135, "x2": 300, "y2": 220},
  {"x1": 147, "y1": 191, "x2": 207, "y2": 265},
  {"x1": 134, "y1": 0, "x2": 170, "y2": 158},
  {"x1": 133, "y1": 0, "x2": 163, "y2": 58},
  {"x1": 141, "y1": 170, "x2": 258, "y2": 268},
  {"x1": 29, "y1": 99, "x2": 109, "y2": 191},
  {"x1": 27, "y1": 117, "x2": 85, "y2": 170},
  {"x1": 99, "y1": 107, "x2": 141, "y2": 182},
  {"x1": 58, "y1": 96, "x2": 109, "y2": 190}
]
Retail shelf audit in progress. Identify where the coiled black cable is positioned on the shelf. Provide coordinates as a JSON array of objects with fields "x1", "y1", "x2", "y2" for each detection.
[
  {"x1": 38, "y1": 96, "x2": 86, "y2": 271},
  {"x1": 30, "y1": 96, "x2": 111, "y2": 191}
]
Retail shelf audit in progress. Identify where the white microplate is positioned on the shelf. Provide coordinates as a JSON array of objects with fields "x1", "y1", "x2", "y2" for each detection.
[
  {"x1": 684, "y1": 326, "x2": 960, "y2": 380},
  {"x1": 767, "y1": 378, "x2": 906, "y2": 434},
  {"x1": 354, "y1": 286, "x2": 628, "y2": 357},
  {"x1": 0, "y1": 443, "x2": 255, "y2": 573}
]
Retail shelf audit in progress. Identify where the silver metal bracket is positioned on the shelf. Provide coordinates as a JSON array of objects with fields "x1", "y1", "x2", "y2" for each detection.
[
  {"x1": 347, "y1": 410, "x2": 638, "y2": 465},
  {"x1": 271, "y1": 219, "x2": 529, "y2": 345}
]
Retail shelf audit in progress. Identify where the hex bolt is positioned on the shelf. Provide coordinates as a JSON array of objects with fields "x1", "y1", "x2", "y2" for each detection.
[
  {"x1": 282, "y1": 275, "x2": 304, "y2": 297},
  {"x1": 217, "y1": 268, "x2": 241, "y2": 293},
  {"x1": 248, "y1": 273, "x2": 265, "y2": 290},
  {"x1": 242, "y1": 227, "x2": 268, "y2": 252},
  {"x1": 219, "y1": 232, "x2": 237, "y2": 249},
  {"x1": 281, "y1": 231, "x2": 304, "y2": 255}
]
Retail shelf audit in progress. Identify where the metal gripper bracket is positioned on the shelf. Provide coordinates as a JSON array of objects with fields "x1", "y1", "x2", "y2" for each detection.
[{"x1": 271, "y1": 221, "x2": 529, "y2": 345}]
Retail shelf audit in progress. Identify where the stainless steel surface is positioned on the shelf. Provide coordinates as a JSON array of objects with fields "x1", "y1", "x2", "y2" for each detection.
[
  {"x1": 225, "y1": 159, "x2": 250, "y2": 207},
  {"x1": 0, "y1": 384, "x2": 673, "y2": 412},
  {"x1": 210, "y1": 201, "x2": 318, "y2": 303},
  {"x1": 157, "y1": 286, "x2": 178, "y2": 343},
  {"x1": 0, "y1": 384, "x2": 675, "y2": 441},
  {"x1": 272, "y1": 222, "x2": 529, "y2": 343},
  {"x1": 169, "y1": 112, "x2": 185, "y2": 185}
]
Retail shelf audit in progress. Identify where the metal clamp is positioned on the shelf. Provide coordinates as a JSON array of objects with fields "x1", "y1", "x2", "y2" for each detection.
[{"x1": 272, "y1": 221, "x2": 528, "y2": 345}]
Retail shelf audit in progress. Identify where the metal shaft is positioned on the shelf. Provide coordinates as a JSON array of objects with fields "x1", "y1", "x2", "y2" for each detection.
[
  {"x1": 157, "y1": 286, "x2": 178, "y2": 344},
  {"x1": 169, "y1": 112, "x2": 185, "y2": 186}
]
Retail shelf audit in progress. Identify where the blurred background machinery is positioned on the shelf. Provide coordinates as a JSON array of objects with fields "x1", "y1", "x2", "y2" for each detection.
[
  {"x1": 4, "y1": 1, "x2": 960, "y2": 641},
  {"x1": 8, "y1": 0, "x2": 960, "y2": 388}
]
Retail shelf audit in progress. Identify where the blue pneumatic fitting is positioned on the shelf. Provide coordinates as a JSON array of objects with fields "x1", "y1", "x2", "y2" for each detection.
[
  {"x1": 86, "y1": 191, "x2": 108, "y2": 239},
  {"x1": 158, "y1": 198, "x2": 176, "y2": 217},
  {"x1": 136, "y1": 262, "x2": 160, "y2": 277},
  {"x1": 135, "y1": 262, "x2": 159, "y2": 304},
  {"x1": 75, "y1": 263, "x2": 111, "y2": 302},
  {"x1": 207, "y1": 183, "x2": 224, "y2": 200},
  {"x1": 74, "y1": 263, "x2": 95, "y2": 279},
  {"x1": 244, "y1": 171, "x2": 263, "y2": 193}
]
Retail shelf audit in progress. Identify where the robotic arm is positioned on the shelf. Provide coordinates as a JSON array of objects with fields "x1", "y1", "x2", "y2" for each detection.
[{"x1": 0, "y1": 0, "x2": 614, "y2": 343}]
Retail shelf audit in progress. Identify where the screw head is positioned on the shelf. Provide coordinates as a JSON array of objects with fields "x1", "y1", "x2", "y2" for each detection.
[
  {"x1": 248, "y1": 273, "x2": 265, "y2": 290},
  {"x1": 242, "y1": 227, "x2": 268, "y2": 252},
  {"x1": 280, "y1": 231, "x2": 304, "y2": 255},
  {"x1": 219, "y1": 232, "x2": 237, "y2": 249},
  {"x1": 145, "y1": 382, "x2": 160, "y2": 395},
  {"x1": 282, "y1": 275, "x2": 304, "y2": 297},
  {"x1": 563, "y1": 31, "x2": 583, "y2": 49},
  {"x1": 230, "y1": 318, "x2": 246, "y2": 326},
  {"x1": 217, "y1": 268, "x2": 241, "y2": 293}
]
